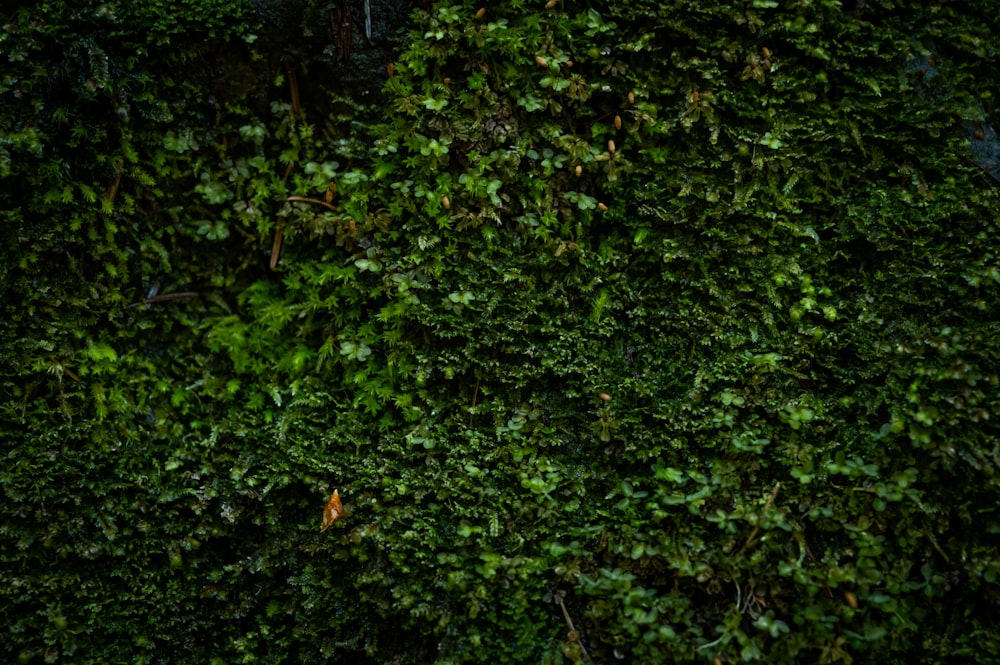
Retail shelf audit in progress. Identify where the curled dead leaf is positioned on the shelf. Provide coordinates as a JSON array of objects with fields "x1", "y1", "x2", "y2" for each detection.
[{"x1": 320, "y1": 490, "x2": 344, "y2": 532}]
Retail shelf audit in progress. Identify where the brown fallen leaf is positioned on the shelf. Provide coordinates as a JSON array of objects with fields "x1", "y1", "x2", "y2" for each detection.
[{"x1": 320, "y1": 490, "x2": 344, "y2": 532}]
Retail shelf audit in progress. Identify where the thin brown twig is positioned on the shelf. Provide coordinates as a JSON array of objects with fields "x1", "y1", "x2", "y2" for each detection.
[
  {"x1": 287, "y1": 196, "x2": 338, "y2": 212},
  {"x1": 555, "y1": 593, "x2": 591, "y2": 663},
  {"x1": 282, "y1": 56, "x2": 301, "y2": 116},
  {"x1": 556, "y1": 593, "x2": 575, "y2": 631},
  {"x1": 270, "y1": 218, "x2": 285, "y2": 270},
  {"x1": 104, "y1": 160, "x2": 123, "y2": 205}
]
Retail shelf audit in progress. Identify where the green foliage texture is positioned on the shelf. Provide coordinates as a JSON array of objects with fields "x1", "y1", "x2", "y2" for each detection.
[{"x1": 3, "y1": 0, "x2": 1000, "y2": 663}]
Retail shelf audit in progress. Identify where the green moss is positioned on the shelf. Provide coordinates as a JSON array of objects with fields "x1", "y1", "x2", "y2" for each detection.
[{"x1": 3, "y1": 1, "x2": 1000, "y2": 663}]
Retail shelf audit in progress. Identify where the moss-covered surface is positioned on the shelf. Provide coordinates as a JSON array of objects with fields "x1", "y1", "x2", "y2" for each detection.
[{"x1": 3, "y1": 1, "x2": 1000, "y2": 663}]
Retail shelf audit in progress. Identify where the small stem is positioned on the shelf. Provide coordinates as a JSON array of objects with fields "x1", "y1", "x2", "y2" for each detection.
[
  {"x1": 287, "y1": 196, "x2": 338, "y2": 212},
  {"x1": 282, "y1": 56, "x2": 301, "y2": 116},
  {"x1": 555, "y1": 594, "x2": 591, "y2": 662},
  {"x1": 556, "y1": 594, "x2": 575, "y2": 631},
  {"x1": 104, "y1": 160, "x2": 123, "y2": 205},
  {"x1": 468, "y1": 375, "x2": 480, "y2": 427},
  {"x1": 270, "y1": 218, "x2": 285, "y2": 270},
  {"x1": 696, "y1": 635, "x2": 726, "y2": 651},
  {"x1": 128, "y1": 292, "x2": 200, "y2": 308}
]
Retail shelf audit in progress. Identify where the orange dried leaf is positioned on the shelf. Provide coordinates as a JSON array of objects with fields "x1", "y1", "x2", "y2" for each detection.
[{"x1": 320, "y1": 490, "x2": 343, "y2": 532}]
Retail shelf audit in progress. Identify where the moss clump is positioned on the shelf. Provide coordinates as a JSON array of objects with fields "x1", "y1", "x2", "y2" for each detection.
[{"x1": 2, "y1": 1, "x2": 999, "y2": 663}]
